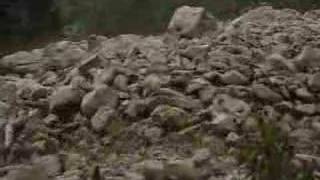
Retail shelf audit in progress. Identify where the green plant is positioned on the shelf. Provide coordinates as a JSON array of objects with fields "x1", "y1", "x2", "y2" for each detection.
[{"x1": 238, "y1": 115, "x2": 314, "y2": 180}]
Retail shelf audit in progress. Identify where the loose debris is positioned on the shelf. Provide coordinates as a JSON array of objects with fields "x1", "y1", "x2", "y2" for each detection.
[{"x1": 0, "y1": 5, "x2": 320, "y2": 180}]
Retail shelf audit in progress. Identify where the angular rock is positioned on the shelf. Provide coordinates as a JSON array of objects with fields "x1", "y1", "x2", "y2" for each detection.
[
  {"x1": 252, "y1": 84, "x2": 283, "y2": 103},
  {"x1": 0, "y1": 50, "x2": 43, "y2": 74},
  {"x1": 142, "y1": 74, "x2": 162, "y2": 96},
  {"x1": 294, "y1": 104, "x2": 316, "y2": 116},
  {"x1": 0, "y1": 101, "x2": 9, "y2": 119},
  {"x1": 192, "y1": 148, "x2": 211, "y2": 167},
  {"x1": 164, "y1": 160, "x2": 198, "y2": 180},
  {"x1": 294, "y1": 88, "x2": 314, "y2": 101},
  {"x1": 6, "y1": 166, "x2": 50, "y2": 180},
  {"x1": 81, "y1": 84, "x2": 119, "y2": 118},
  {"x1": 168, "y1": 6, "x2": 216, "y2": 38},
  {"x1": 266, "y1": 53, "x2": 295, "y2": 71},
  {"x1": 113, "y1": 74, "x2": 129, "y2": 91},
  {"x1": 151, "y1": 105, "x2": 191, "y2": 131},
  {"x1": 43, "y1": 41, "x2": 87, "y2": 71},
  {"x1": 308, "y1": 72, "x2": 320, "y2": 91},
  {"x1": 49, "y1": 86, "x2": 84, "y2": 116},
  {"x1": 213, "y1": 94, "x2": 250, "y2": 117},
  {"x1": 220, "y1": 70, "x2": 249, "y2": 85},
  {"x1": 294, "y1": 46, "x2": 320, "y2": 70},
  {"x1": 32, "y1": 154, "x2": 63, "y2": 177},
  {"x1": 91, "y1": 106, "x2": 117, "y2": 133}
]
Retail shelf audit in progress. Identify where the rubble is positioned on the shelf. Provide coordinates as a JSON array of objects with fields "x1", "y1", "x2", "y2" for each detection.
[{"x1": 1, "y1": 5, "x2": 320, "y2": 179}]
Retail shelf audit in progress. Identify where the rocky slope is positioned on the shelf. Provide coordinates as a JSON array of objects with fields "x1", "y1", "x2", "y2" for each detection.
[{"x1": 1, "y1": 5, "x2": 320, "y2": 180}]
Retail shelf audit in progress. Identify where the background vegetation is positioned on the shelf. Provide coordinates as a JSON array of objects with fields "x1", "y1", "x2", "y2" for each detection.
[{"x1": 1, "y1": 0, "x2": 320, "y2": 54}]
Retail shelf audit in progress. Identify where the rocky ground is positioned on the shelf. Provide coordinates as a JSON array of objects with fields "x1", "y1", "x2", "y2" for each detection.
[{"x1": 1, "y1": 5, "x2": 320, "y2": 180}]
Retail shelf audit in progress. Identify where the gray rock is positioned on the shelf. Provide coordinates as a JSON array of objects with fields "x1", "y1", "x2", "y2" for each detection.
[
  {"x1": 213, "y1": 94, "x2": 250, "y2": 117},
  {"x1": 125, "y1": 99, "x2": 147, "y2": 118},
  {"x1": 144, "y1": 127, "x2": 163, "y2": 143},
  {"x1": 143, "y1": 74, "x2": 162, "y2": 96},
  {"x1": 0, "y1": 101, "x2": 9, "y2": 119},
  {"x1": 220, "y1": 70, "x2": 249, "y2": 85},
  {"x1": 192, "y1": 148, "x2": 211, "y2": 167},
  {"x1": 95, "y1": 67, "x2": 118, "y2": 85},
  {"x1": 113, "y1": 74, "x2": 129, "y2": 91},
  {"x1": 43, "y1": 41, "x2": 87, "y2": 70},
  {"x1": 164, "y1": 160, "x2": 198, "y2": 180},
  {"x1": 49, "y1": 86, "x2": 84, "y2": 116},
  {"x1": 294, "y1": 46, "x2": 320, "y2": 70},
  {"x1": 91, "y1": 106, "x2": 117, "y2": 133},
  {"x1": 0, "y1": 50, "x2": 43, "y2": 74},
  {"x1": 151, "y1": 105, "x2": 191, "y2": 131},
  {"x1": 308, "y1": 72, "x2": 320, "y2": 91},
  {"x1": 294, "y1": 104, "x2": 316, "y2": 116},
  {"x1": 32, "y1": 154, "x2": 63, "y2": 177},
  {"x1": 140, "y1": 160, "x2": 165, "y2": 180},
  {"x1": 0, "y1": 79, "x2": 17, "y2": 104},
  {"x1": 6, "y1": 166, "x2": 49, "y2": 180},
  {"x1": 252, "y1": 84, "x2": 283, "y2": 103},
  {"x1": 180, "y1": 45, "x2": 210, "y2": 60},
  {"x1": 266, "y1": 53, "x2": 295, "y2": 71},
  {"x1": 294, "y1": 88, "x2": 314, "y2": 101},
  {"x1": 81, "y1": 84, "x2": 119, "y2": 118},
  {"x1": 168, "y1": 6, "x2": 216, "y2": 38},
  {"x1": 210, "y1": 113, "x2": 237, "y2": 134}
]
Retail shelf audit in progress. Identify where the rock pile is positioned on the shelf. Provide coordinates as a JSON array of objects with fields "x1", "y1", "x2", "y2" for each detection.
[{"x1": 1, "y1": 5, "x2": 320, "y2": 180}]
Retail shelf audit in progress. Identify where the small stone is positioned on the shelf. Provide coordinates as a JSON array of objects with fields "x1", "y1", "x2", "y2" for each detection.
[
  {"x1": 49, "y1": 86, "x2": 84, "y2": 116},
  {"x1": 180, "y1": 45, "x2": 210, "y2": 60},
  {"x1": 81, "y1": 84, "x2": 119, "y2": 118},
  {"x1": 294, "y1": 46, "x2": 320, "y2": 70},
  {"x1": 0, "y1": 101, "x2": 9, "y2": 119},
  {"x1": 151, "y1": 105, "x2": 191, "y2": 131},
  {"x1": 95, "y1": 67, "x2": 118, "y2": 85},
  {"x1": 144, "y1": 127, "x2": 163, "y2": 143},
  {"x1": 32, "y1": 154, "x2": 63, "y2": 177},
  {"x1": 213, "y1": 94, "x2": 251, "y2": 117},
  {"x1": 220, "y1": 70, "x2": 249, "y2": 85},
  {"x1": 210, "y1": 113, "x2": 237, "y2": 134},
  {"x1": 43, "y1": 114, "x2": 59, "y2": 126},
  {"x1": 226, "y1": 132, "x2": 240, "y2": 144},
  {"x1": 294, "y1": 104, "x2": 316, "y2": 116},
  {"x1": 6, "y1": 166, "x2": 50, "y2": 180},
  {"x1": 124, "y1": 172, "x2": 145, "y2": 180},
  {"x1": 113, "y1": 74, "x2": 129, "y2": 91},
  {"x1": 252, "y1": 84, "x2": 283, "y2": 103},
  {"x1": 91, "y1": 106, "x2": 117, "y2": 133},
  {"x1": 143, "y1": 74, "x2": 162, "y2": 96},
  {"x1": 141, "y1": 160, "x2": 165, "y2": 180},
  {"x1": 294, "y1": 88, "x2": 314, "y2": 101},
  {"x1": 164, "y1": 159, "x2": 198, "y2": 180},
  {"x1": 192, "y1": 148, "x2": 211, "y2": 167},
  {"x1": 125, "y1": 99, "x2": 147, "y2": 118},
  {"x1": 308, "y1": 72, "x2": 320, "y2": 91},
  {"x1": 266, "y1": 53, "x2": 295, "y2": 71}
]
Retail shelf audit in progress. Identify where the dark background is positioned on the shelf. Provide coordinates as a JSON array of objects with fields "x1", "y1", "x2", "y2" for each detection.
[{"x1": 0, "y1": 0, "x2": 319, "y2": 55}]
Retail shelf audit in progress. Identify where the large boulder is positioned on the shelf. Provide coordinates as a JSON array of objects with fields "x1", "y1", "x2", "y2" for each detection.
[
  {"x1": 49, "y1": 86, "x2": 85, "y2": 117},
  {"x1": 168, "y1": 6, "x2": 216, "y2": 38}
]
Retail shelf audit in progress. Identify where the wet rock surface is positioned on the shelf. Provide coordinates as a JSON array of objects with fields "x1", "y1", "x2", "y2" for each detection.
[{"x1": 1, "y1": 5, "x2": 320, "y2": 179}]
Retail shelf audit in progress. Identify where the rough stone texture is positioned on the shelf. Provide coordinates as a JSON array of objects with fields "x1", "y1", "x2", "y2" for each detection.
[
  {"x1": 168, "y1": 6, "x2": 215, "y2": 38},
  {"x1": 2, "y1": 5, "x2": 320, "y2": 180},
  {"x1": 81, "y1": 84, "x2": 119, "y2": 118}
]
